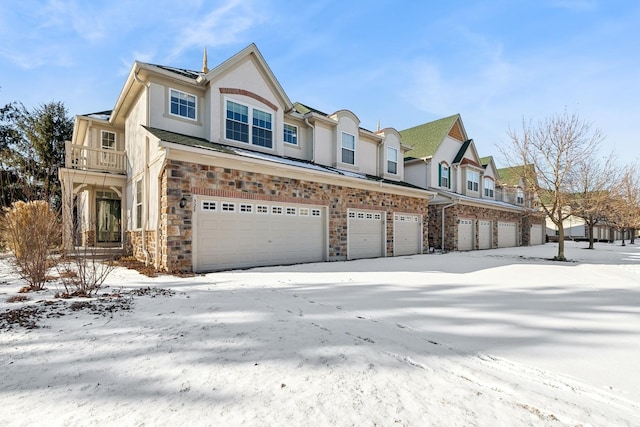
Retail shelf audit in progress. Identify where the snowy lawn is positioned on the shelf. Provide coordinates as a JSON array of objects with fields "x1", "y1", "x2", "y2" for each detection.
[{"x1": 1, "y1": 241, "x2": 639, "y2": 426}]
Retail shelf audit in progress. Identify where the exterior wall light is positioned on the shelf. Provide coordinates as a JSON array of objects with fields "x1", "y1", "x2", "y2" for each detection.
[{"x1": 179, "y1": 197, "x2": 187, "y2": 208}]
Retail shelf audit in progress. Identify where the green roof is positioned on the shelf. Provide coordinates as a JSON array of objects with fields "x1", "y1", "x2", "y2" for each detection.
[
  {"x1": 479, "y1": 156, "x2": 493, "y2": 167},
  {"x1": 399, "y1": 114, "x2": 460, "y2": 159},
  {"x1": 497, "y1": 164, "x2": 536, "y2": 186}
]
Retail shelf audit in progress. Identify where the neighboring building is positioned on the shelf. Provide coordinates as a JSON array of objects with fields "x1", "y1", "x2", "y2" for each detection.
[
  {"x1": 401, "y1": 115, "x2": 545, "y2": 251},
  {"x1": 59, "y1": 44, "x2": 437, "y2": 272}
]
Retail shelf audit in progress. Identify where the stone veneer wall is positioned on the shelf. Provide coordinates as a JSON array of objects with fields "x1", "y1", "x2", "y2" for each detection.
[
  {"x1": 156, "y1": 160, "x2": 430, "y2": 272},
  {"x1": 126, "y1": 230, "x2": 157, "y2": 264},
  {"x1": 427, "y1": 204, "x2": 544, "y2": 251}
]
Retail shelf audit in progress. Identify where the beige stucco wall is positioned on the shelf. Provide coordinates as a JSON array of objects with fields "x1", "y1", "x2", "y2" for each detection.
[{"x1": 208, "y1": 58, "x2": 285, "y2": 155}]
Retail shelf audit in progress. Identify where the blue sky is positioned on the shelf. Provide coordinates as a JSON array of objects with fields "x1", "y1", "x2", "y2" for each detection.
[{"x1": 1, "y1": 0, "x2": 638, "y2": 166}]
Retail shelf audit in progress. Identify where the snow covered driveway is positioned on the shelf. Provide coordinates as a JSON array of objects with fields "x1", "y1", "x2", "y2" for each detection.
[{"x1": 1, "y1": 241, "x2": 639, "y2": 426}]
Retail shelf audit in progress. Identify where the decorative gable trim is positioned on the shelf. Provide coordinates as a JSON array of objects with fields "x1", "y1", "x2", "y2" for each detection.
[
  {"x1": 460, "y1": 158, "x2": 482, "y2": 168},
  {"x1": 220, "y1": 88, "x2": 279, "y2": 111},
  {"x1": 448, "y1": 119, "x2": 464, "y2": 141}
]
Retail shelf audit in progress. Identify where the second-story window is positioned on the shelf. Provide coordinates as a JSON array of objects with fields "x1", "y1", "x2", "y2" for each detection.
[
  {"x1": 226, "y1": 100, "x2": 273, "y2": 148},
  {"x1": 341, "y1": 132, "x2": 355, "y2": 165},
  {"x1": 170, "y1": 89, "x2": 196, "y2": 120},
  {"x1": 100, "y1": 131, "x2": 117, "y2": 166},
  {"x1": 516, "y1": 188, "x2": 524, "y2": 204},
  {"x1": 484, "y1": 177, "x2": 494, "y2": 198},
  {"x1": 387, "y1": 147, "x2": 398, "y2": 174},
  {"x1": 439, "y1": 163, "x2": 450, "y2": 188},
  {"x1": 283, "y1": 123, "x2": 298, "y2": 145},
  {"x1": 101, "y1": 131, "x2": 115, "y2": 150},
  {"x1": 467, "y1": 170, "x2": 479, "y2": 192}
]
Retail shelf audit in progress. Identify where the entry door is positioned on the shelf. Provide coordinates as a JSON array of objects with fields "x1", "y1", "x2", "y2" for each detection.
[{"x1": 96, "y1": 199, "x2": 122, "y2": 243}]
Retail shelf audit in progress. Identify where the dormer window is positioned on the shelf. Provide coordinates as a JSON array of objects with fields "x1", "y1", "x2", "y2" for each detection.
[
  {"x1": 516, "y1": 188, "x2": 524, "y2": 204},
  {"x1": 484, "y1": 177, "x2": 494, "y2": 198},
  {"x1": 387, "y1": 147, "x2": 398, "y2": 174},
  {"x1": 170, "y1": 89, "x2": 196, "y2": 120},
  {"x1": 225, "y1": 99, "x2": 273, "y2": 148},
  {"x1": 466, "y1": 170, "x2": 479, "y2": 192},
  {"x1": 439, "y1": 163, "x2": 450, "y2": 188},
  {"x1": 341, "y1": 132, "x2": 355, "y2": 165}
]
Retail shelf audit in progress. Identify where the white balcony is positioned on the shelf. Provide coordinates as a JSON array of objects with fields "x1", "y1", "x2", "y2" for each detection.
[{"x1": 65, "y1": 141, "x2": 126, "y2": 174}]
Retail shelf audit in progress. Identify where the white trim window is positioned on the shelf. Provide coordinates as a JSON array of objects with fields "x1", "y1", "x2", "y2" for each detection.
[
  {"x1": 467, "y1": 170, "x2": 479, "y2": 192},
  {"x1": 135, "y1": 179, "x2": 143, "y2": 229},
  {"x1": 225, "y1": 99, "x2": 273, "y2": 148},
  {"x1": 484, "y1": 177, "x2": 495, "y2": 198},
  {"x1": 439, "y1": 163, "x2": 450, "y2": 188},
  {"x1": 101, "y1": 131, "x2": 116, "y2": 150},
  {"x1": 283, "y1": 123, "x2": 298, "y2": 145},
  {"x1": 387, "y1": 147, "x2": 398, "y2": 174},
  {"x1": 170, "y1": 89, "x2": 196, "y2": 120},
  {"x1": 516, "y1": 188, "x2": 525, "y2": 204},
  {"x1": 341, "y1": 132, "x2": 355, "y2": 165}
]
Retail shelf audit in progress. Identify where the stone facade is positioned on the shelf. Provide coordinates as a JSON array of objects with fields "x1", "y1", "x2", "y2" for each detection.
[
  {"x1": 141, "y1": 160, "x2": 430, "y2": 272},
  {"x1": 428, "y1": 203, "x2": 544, "y2": 251}
]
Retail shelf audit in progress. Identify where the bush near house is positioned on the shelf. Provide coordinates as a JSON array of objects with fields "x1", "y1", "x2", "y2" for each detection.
[{"x1": 0, "y1": 200, "x2": 59, "y2": 290}]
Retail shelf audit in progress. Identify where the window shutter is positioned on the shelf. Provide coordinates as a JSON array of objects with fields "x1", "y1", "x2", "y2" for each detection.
[{"x1": 438, "y1": 163, "x2": 442, "y2": 186}]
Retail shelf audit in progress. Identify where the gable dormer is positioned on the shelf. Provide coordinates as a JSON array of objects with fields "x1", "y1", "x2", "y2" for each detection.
[
  {"x1": 452, "y1": 139, "x2": 483, "y2": 197},
  {"x1": 377, "y1": 127, "x2": 408, "y2": 181},
  {"x1": 480, "y1": 156, "x2": 498, "y2": 200}
]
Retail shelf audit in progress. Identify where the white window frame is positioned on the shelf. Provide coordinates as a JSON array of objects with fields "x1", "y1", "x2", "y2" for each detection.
[
  {"x1": 256, "y1": 204, "x2": 269, "y2": 214},
  {"x1": 283, "y1": 123, "x2": 298, "y2": 146},
  {"x1": 516, "y1": 188, "x2": 525, "y2": 204},
  {"x1": 341, "y1": 132, "x2": 356, "y2": 165},
  {"x1": 100, "y1": 130, "x2": 117, "y2": 166},
  {"x1": 440, "y1": 163, "x2": 450, "y2": 188},
  {"x1": 225, "y1": 98, "x2": 274, "y2": 149},
  {"x1": 466, "y1": 170, "x2": 479, "y2": 192},
  {"x1": 169, "y1": 88, "x2": 197, "y2": 120},
  {"x1": 387, "y1": 147, "x2": 398, "y2": 174},
  {"x1": 484, "y1": 177, "x2": 495, "y2": 198},
  {"x1": 135, "y1": 179, "x2": 142, "y2": 229}
]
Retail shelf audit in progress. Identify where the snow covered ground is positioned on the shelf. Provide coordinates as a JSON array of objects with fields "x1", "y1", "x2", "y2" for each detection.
[{"x1": 1, "y1": 241, "x2": 639, "y2": 426}]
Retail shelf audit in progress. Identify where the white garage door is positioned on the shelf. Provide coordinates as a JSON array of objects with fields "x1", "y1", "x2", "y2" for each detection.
[
  {"x1": 498, "y1": 222, "x2": 518, "y2": 248},
  {"x1": 348, "y1": 210, "x2": 385, "y2": 260},
  {"x1": 394, "y1": 213, "x2": 422, "y2": 256},
  {"x1": 193, "y1": 197, "x2": 325, "y2": 272},
  {"x1": 478, "y1": 220, "x2": 492, "y2": 249},
  {"x1": 458, "y1": 219, "x2": 474, "y2": 251},
  {"x1": 530, "y1": 224, "x2": 544, "y2": 245}
]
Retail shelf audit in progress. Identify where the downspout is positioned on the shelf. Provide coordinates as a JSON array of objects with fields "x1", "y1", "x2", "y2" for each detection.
[{"x1": 304, "y1": 116, "x2": 315, "y2": 162}]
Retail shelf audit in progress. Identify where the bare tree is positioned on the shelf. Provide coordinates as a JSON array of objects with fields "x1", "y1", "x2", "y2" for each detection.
[
  {"x1": 568, "y1": 152, "x2": 619, "y2": 249},
  {"x1": 609, "y1": 163, "x2": 640, "y2": 246},
  {"x1": 500, "y1": 110, "x2": 604, "y2": 261}
]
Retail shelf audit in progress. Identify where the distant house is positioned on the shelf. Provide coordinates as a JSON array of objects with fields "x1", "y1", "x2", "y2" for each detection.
[
  {"x1": 401, "y1": 115, "x2": 545, "y2": 251},
  {"x1": 58, "y1": 44, "x2": 437, "y2": 272}
]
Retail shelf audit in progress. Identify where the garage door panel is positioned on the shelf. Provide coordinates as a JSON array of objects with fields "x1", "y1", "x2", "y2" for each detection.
[
  {"x1": 394, "y1": 214, "x2": 422, "y2": 256},
  {"x1": 478, "y1": 220, "x2": 492, "y2": 249},
  {"x1": 458, "y1": 219, "x2": 474, "y2": 251},
  {"x1": 348, "y1": 210, "x2": 384, "y2": 260},
  {"x1": 530, "y1": 224, "x2": 543, "y2": 246},
  {"x1": 195, "y1": 197, "x2": 325, "y2": 272},
  {"x1": 498, "y1": 222, "x2": 517, "y2": 248}
]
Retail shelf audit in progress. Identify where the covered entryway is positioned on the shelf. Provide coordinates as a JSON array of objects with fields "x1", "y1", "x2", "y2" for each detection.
[
  {"x1": 393, "y1": 213, "x2": 422, "y2": 256},
  {"x1": 458, "y1": 219, "x2": 474, "y2": 251},
  {"x1": 348, "y1": 209, "x2": 385, "y2": 260},
  {"x1": 96, "y1": 193, "x2": 122, "y2": 243},
  {"x1": 530, "y1": 224, "x2": 544, "y2": 245},
  {"x1": 498, "y1": 222, "x2": 518, "y2": 248},
  {"x1": 193, "y1": 197, "x2": 326, "y2": 272},
  {"x1": 478, "y1": 220, "x2": 492, "y2": 249}
]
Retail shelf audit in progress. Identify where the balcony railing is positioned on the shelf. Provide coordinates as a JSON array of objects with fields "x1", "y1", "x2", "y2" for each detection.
[{"x1": 65, "y1": 141, "x2": 126, "y2": 174}]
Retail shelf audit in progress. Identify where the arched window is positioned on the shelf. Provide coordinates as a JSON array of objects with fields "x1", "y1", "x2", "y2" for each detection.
[{"x1": 439, "y1": 162, "x2": 450, "y2": 188}]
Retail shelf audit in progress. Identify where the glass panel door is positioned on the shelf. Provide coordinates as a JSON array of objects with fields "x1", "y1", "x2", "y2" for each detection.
[{"x1": 96, "y1": 198, "x2": 121, "y2": 243}]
